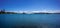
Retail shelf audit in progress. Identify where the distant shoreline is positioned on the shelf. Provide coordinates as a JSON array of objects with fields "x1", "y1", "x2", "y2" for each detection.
[
  {"x1": 0, "y1": 12, "x2": 60, "y2": 14},
  {"x1": 0, "y1": 9, "x2": 60, "y2": 14}
]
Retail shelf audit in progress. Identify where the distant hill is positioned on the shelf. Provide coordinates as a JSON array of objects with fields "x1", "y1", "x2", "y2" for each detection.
[{"x1": 0, "y1": 9, "x2": 60, "y2": 14}]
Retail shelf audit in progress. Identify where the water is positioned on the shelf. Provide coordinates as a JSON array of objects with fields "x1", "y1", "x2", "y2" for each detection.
[{"x1": 0, "y1": 14, "x2": 60, "y2": 28}]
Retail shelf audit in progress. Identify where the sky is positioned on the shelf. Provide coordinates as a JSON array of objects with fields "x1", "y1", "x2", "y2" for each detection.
[{"x1": 0, "y1": 0, "x2": 60, "y2": 11}]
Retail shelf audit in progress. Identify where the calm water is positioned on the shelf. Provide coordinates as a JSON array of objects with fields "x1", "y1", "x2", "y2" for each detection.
[{"x1": 0, "y1": 14, "x2": 60, "y2": 28}]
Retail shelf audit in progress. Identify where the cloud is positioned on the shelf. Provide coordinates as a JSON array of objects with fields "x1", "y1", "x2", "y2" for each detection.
[{"x1": 6, "y1": 10, "x2": 60, "y2": 13}]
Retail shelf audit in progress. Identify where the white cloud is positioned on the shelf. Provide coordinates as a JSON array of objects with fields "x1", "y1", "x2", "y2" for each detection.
[{"x1": 6, "y1": 10, "x2": 60, "y2": 13}]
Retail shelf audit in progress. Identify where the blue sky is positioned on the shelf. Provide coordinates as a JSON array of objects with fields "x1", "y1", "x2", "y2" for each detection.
[{"x1": 0, "y1": 0, "x2": 60, "y2": 11}]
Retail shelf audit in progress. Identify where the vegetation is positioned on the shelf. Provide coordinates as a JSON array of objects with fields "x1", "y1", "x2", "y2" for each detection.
[
  {"x1": 0, "y1": 9, "x2": 17, "y2": 14},
  {"x1": 0, "y1": 9, "x2": 60, "y2": 14}
]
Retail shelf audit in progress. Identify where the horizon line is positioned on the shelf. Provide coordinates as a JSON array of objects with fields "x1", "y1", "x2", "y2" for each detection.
[{"x1": 4, "y1": 10, "x2": 60, "y2": 13}]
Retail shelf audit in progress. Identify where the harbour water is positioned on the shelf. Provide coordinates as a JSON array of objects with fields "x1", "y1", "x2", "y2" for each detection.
[{"x1": 0, "y1": 14, "x2": 60, "y2": 28}]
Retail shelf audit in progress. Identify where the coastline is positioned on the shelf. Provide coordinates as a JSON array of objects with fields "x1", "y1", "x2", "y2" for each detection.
[{"x1": 0, "y1": 12, "x2": 60, "y2": 14}]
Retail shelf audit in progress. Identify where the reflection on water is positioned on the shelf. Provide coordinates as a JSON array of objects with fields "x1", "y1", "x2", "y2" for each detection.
[{"x1": 0, "y1": 14, "x2": 60, "y2": 28}]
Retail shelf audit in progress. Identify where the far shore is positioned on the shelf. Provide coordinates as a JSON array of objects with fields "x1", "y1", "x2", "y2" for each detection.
[{"x1": 0, "y1": 12, "x2": 60, "y2": 14}]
